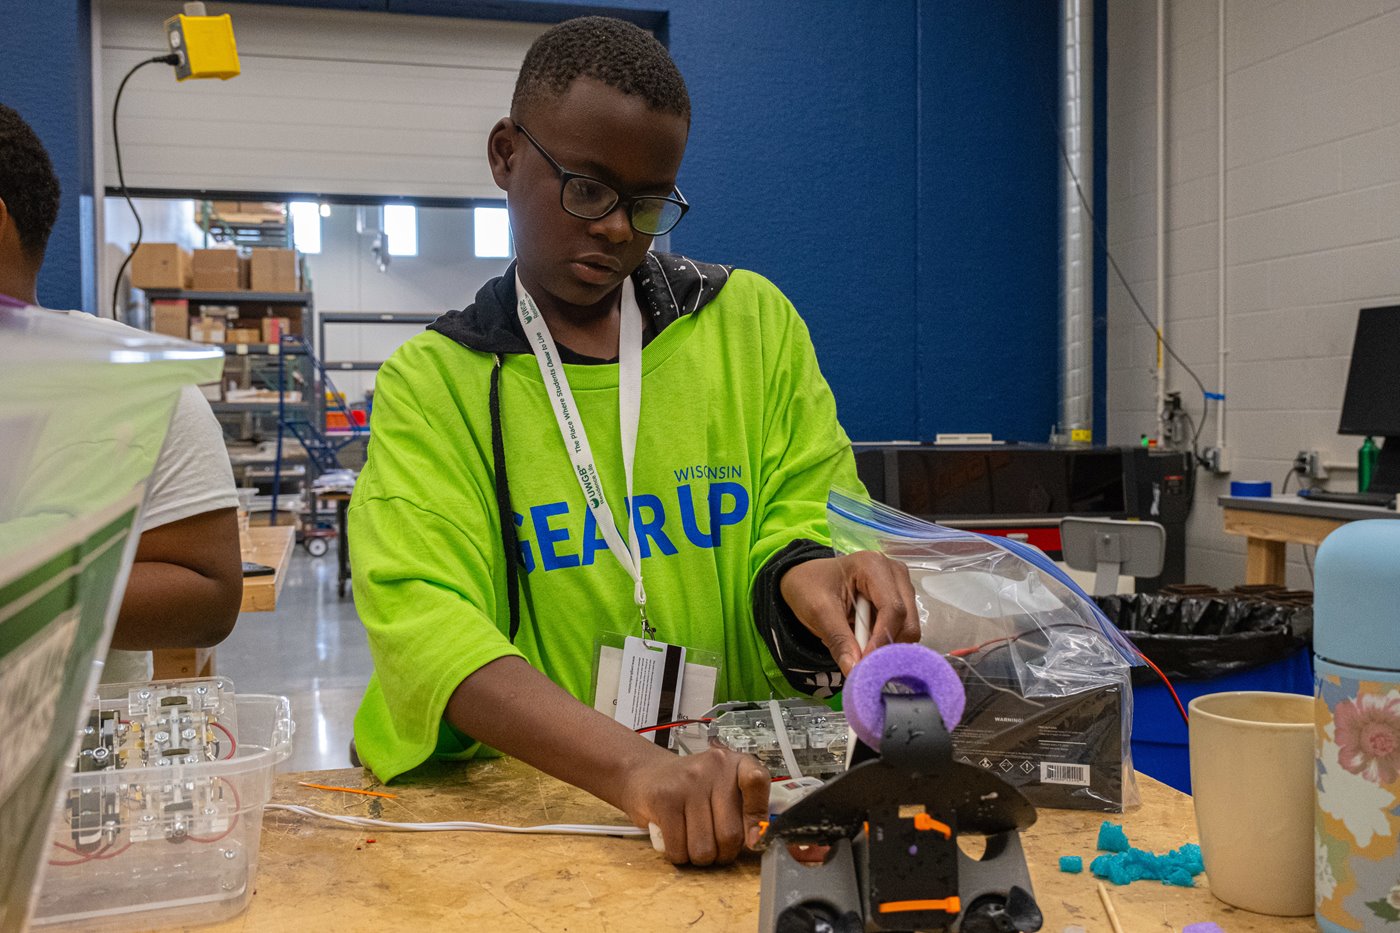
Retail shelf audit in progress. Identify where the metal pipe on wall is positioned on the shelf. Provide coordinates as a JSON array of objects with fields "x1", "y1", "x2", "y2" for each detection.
[
  {"x1": 1216, "y1": 0, "x2": 1228, "y2": 454},
  {"x1": 1059, "y1": 0, "x2": 1094, "y2": 445},
  {"x1": 1155, "y1": 0, "x2": 1168, "y2": 443}
]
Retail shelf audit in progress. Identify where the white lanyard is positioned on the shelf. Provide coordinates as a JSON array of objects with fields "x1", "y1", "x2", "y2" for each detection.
[{"x1": 514, "y1": 273, "x2": 652, "y2": 637}]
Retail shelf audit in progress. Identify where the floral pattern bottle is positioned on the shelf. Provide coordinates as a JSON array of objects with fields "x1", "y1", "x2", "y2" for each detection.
[{"x1": 1315, "y1": 520, "x2": 1400, "y2": 931}]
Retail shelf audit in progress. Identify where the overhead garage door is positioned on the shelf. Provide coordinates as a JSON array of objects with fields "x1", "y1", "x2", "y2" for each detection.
[{"x1": 98, "y1": 0, "x2": 548, "y2": 200}]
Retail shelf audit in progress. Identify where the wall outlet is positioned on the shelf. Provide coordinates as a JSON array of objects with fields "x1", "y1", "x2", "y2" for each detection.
[
  {"x1": 1295, "y1": 449, "x2": 1329, "y2": 481},
  {"x1": 1201, "y1": 446, "x2": 1231, "y2": 475}
]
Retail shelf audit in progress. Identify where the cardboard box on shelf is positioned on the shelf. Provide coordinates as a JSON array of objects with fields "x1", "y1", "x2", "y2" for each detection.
[
  {"x1": 130, "y1": 244, "x2": 191, "y2": 290},
  {"x1": 211, "y1": 201, "x2": 285, "y2": 224},
  {"x1": 188, "y1": 317, "x2": 226, "y2": 344},
  {"x1": 150, "y1": 299, "x2": 190, "y2": 338},
  {"x1": 194, "y1": 304, "x2": 239, "y2": 321},
  {"x1": 225, "y1": 328, "x2": 261, "y2": 344},
  {"x1": 191, "y1": 249, "x2": 245, "y2": 291},
  {"x1": 248, "y1": 249, "x2": 299, "y2": 293},
  {"x1": 260, "y1": 317, "x2": 292, "y2": 342}
]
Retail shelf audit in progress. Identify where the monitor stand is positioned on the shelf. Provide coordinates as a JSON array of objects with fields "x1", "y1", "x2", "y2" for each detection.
[{"x1": 1372, "y1": 437, "x2": 1400, "y2": 496}]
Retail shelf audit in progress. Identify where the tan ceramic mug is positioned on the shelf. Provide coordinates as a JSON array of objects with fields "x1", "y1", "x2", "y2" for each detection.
[{"x1": 1188, "y1": 690, "x2": 1315, "y2": 916}]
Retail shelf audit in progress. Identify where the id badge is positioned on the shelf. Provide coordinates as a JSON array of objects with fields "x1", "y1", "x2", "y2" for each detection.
[{"x1": 592, "y1": 632, "x2": 719, "y2": 748}]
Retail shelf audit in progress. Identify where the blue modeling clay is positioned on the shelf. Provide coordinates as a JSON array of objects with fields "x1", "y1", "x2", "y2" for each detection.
[
  {"x1": 1096, "y1": 821, "x2": 1130, "y2": 852},
  {"x1": 1059, "y1": 856, "x2": 1083, "y2": 873},
  {"x1": 1175, "y1": 843, "x2": 1204, "y2": 874},
  {"x1": 1162, "y1": 867, "x2": 1195, "y2": 888},
  {"x1": 1089, "y1": 839, "x2": 1204, "y2": 888},
  {"x1": 1182, "y1": 924, "x2": 1225, "y2": 933}
]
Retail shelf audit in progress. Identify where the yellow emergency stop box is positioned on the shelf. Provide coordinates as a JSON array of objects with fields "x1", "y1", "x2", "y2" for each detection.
[{"x1": 164, "y1": 13, "x2": 240, "y2": 81}]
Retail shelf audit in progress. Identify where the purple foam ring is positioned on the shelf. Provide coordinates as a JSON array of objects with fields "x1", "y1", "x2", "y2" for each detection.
[{"x1": 844, "y1": 643, "x2": 966, "y2": 750}]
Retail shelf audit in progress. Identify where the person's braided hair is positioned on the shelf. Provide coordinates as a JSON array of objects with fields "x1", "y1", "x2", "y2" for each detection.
[
  {"x1": 0, "y1": 103, "x2": 61, "y2": 259},
  {"x1": 512, "y1": 16, "x2": 690, "y2": 122}
]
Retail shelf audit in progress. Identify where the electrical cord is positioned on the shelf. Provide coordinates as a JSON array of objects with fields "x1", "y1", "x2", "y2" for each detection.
[
  {"x1": 211, "y1": 720, "x2": 237, "y2": 759},
  {"x1": 265, "y1": 804, "x2": 647, "y2": 838},
  {"x1": 1053, "y1": 129, "x2": 1212, "y2": 460},
  {"x1": 110, "y1": 54, "x2": 180, "y2": 321},
  {"x1": 946, "y1": 654, "x2": 1046, "y2": 708},
  {"x1": 633, "y1": 718, "x2": 712, "y2": 735},
  {"x1": 951, "y1": 625, "x2": 1189, "y2": 726}
]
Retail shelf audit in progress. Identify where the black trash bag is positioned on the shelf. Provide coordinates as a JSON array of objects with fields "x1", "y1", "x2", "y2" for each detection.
[{"x1": 1095, "y1": 593, "x2": 1312, "y2": 683}]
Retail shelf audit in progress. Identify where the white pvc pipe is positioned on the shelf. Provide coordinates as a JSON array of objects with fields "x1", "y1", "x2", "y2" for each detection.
[
  {"x1": 1155, "y1": 0, "x2": 1167, "y2": 444},
  {"x1": 1216, "y1": 0, "x2": 1228, "y2": 452}
]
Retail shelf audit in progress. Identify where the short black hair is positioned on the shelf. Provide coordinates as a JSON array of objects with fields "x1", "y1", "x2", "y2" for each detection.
[
  {"x1": 512, "y1": 16, "x2": 690, "y2": 123},
  {"x1": 0, "y1": 103, "x2": 61, "y2": 260}
]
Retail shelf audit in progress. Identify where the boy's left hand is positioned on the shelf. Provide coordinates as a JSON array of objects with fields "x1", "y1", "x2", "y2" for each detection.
[{"x1": 778, "y1": 552, "x2": 920, "y2": 676}]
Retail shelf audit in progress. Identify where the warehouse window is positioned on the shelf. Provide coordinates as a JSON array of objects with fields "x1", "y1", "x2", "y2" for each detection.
[
  {"x1": 289, "y1": 201, "x2": 322, "y2": 255},
  {"x1": 384, "y1": 204, "x2": 418, "y2": 257},
  {"x1": 474, "y1": 207, "x2": 511, "y2": 258}
]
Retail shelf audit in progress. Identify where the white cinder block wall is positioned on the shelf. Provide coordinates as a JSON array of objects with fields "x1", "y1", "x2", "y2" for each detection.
[{"x1": 1107, "y1": 0, "x2": 1400, "y2": 589}]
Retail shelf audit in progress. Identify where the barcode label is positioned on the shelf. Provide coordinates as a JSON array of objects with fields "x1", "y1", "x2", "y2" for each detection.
[{"x1": 1040, "y1": 762, "x2": 1090, "y2": 786}]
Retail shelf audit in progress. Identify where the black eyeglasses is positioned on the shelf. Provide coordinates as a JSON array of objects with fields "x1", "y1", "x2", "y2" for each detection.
[{"x1": 515, "y1": 123, "x2": 689, "y2": 237}]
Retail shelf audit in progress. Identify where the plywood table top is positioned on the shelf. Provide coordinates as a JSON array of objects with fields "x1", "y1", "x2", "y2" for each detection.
[{"x1": 161, "y1": 758, "x2": 1318, "y2": 932}]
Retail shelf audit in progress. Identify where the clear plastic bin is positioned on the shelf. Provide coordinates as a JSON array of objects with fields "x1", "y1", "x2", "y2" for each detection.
[{"x1": 32, "y1": 678, "x2": 293, "y2": 931}]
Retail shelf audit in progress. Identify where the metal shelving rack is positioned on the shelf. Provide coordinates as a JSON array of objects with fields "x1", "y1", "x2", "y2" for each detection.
[
  {"x1": 144, "y1": 288, "x2": 318, "y2": 524},
  {"x1": 196, "y1": 201, "x2": 292, "y2": 250}
]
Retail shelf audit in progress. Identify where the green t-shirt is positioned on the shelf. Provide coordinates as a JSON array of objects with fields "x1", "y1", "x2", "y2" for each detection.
[{"x1": 350, "y1": 267, "x2": 860, "y2": 782}]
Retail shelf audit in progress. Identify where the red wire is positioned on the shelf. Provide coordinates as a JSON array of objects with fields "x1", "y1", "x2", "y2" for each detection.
[
  {"x1": 1134, "y1": 646, "x2": 1189, "y2": 725},
  {"x1": 950, "y1": 628, "x2": 1190, "y2": 725},
  {"x1": 211, "y1": 721, "x2": 237, "y2": 759},
  {"x1": 947, "y1": 623, "x2": 1098, "y2": 658},
  {"x1": 49, "y1": 839, "x2": 128, "y2": 866},
  {"x1": 635, "y1": 717, "x2": 713, "y2": 735}
]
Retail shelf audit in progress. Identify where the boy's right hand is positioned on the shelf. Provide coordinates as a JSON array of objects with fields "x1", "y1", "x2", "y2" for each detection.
[
  {"x1": 445, "y1": 658, "x2": 769, "y2": 867},
  {"x1": 620, "y1": 745, "x2": 770, "y2": 866}
]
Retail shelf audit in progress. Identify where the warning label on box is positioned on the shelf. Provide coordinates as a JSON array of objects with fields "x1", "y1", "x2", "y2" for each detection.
[{"x1": 952, "y1": 679, "x2": 1123, "y2": 811}]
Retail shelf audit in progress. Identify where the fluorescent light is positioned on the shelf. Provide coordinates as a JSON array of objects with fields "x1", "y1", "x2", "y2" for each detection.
[
  {"x1": 384, "y1": 204, "x2": 418, "y2": 257},
  {"x1": 289, "y1": 201, "x2": 322, "y2": 254},
  {"x1": 474, "y1": 206, "x2": 511, "y2": 258}
]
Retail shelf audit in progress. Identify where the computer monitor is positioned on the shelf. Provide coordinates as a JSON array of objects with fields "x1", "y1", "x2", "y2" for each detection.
[{"x1": 1339, "y1": 305, "x2": 1400, "y2": 494}]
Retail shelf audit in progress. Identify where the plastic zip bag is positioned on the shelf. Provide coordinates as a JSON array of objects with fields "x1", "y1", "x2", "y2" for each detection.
[{"x1": 828, "y1": 487, "x2": 1142, "y2": 811}]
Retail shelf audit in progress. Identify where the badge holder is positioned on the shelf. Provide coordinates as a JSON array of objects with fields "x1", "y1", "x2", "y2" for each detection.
[{"x1": 591, "y1": 631, "x2": 720, "y2": 748}]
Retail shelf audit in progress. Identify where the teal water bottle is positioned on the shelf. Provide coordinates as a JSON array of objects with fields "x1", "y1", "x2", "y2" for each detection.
[
  {"x1": 1359, "y1": 437, "x2": 1380, "y2": 492},
  {"x1": 1314, "y1": 521, "x2": 1400, "y2": 931}
]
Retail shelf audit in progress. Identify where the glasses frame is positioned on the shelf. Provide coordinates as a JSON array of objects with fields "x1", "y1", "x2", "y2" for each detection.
[{"x1": 514, "y1": 122, "x2": 689, "y2": 237}]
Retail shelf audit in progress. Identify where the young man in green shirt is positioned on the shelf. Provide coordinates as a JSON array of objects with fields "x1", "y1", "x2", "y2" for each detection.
[{"x1": 351, "y1": 16, "x2": 919, "y2": 866}]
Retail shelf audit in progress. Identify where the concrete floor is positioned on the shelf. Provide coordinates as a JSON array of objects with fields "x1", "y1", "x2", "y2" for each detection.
[{"x1": 217, "y1": 545, "x2": 371, "y2": 774}]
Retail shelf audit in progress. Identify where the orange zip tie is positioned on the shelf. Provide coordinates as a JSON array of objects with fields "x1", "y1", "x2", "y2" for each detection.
[
  {"x1": 912, "y1": 813, "x2": 952, "y2": 838},
  {"x1": 297, "y1": 781, "x2": 398, "y2": 799},
  {"x1": 878, "y1": 897, "x2": 961, "y2": 914}
]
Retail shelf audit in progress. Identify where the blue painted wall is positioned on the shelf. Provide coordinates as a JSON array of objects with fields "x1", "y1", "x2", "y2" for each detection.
[
  {"x1": 1, "y1": 0, "x2": 97, "y2": 314},
  {"x1": 2, "y1": 0, "x2": 1096, "y2": 445}
]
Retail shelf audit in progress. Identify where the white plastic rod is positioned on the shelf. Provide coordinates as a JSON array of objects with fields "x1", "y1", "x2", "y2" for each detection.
[{"x1": 842, "y1": 596, "x2": 873, "y2": 770}]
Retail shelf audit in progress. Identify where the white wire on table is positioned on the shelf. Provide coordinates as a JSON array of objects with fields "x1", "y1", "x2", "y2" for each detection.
[{"x1": 265, "y1": 804, "x2": 646, "y2": 838}]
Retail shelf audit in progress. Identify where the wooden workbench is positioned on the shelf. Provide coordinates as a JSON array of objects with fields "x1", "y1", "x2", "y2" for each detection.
[
  {"x1": 151, "y1": 525, "x2": 296, "y2": 680},
  {"x1": 1221, "y1": 493, "x2": 1399, "y2": 584},
  {"x1": 182, "y1": 758, "x2": 1313, "y2": 933}
]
